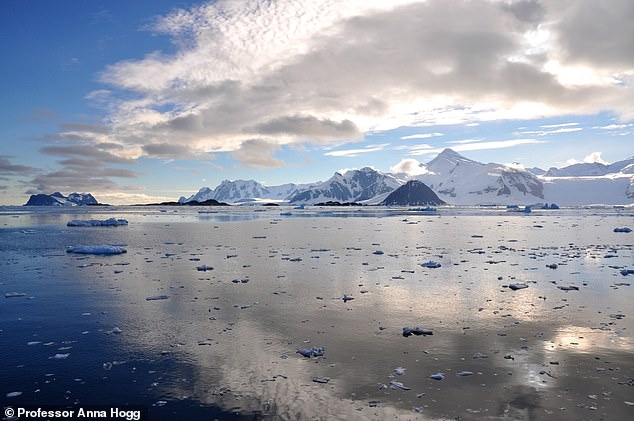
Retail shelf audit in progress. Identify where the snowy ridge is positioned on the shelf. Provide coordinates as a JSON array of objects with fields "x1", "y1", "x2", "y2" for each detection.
[
  {"x1": 287, "y1": 167, "x2": 404, "y2": 204},
  {"x1": 412, "y1": 149, "x2": 545, "y2": 205},
  {"x1": 179, "y1": 149, "x2": 634, "y2": 206},
  {"x1": 25, "y1": 192, "x2": 98, "y2": 206}
]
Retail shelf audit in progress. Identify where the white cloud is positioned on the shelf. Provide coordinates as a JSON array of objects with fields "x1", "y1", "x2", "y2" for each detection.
[
  {"x1": 324, "y1": 144, "x2": 389, "y2": 157},
  {"x1": 390, "y1": 158, "x2": 430, "y2": 176},
  {"x1": 563, "y1": 151, "x2": 607, "y2": 166},
  {"x1": 540, "y1": 122, "x2": 578, "y2": 128},
  {"x1": 400, "y1": 132, "x2": 444, "y2": 140},
  {"x1": 516, "y1": 127, "x2": 583, "y2": 136},
  {"x1": 408, "y1": 138, "x2": 544, "y2": 156},
  {"x1": 55, "y1": 0, "x2": 634, "y2": 168},
  {"x1": 447, "y1": 138, "x2": 483, "y2": 144}
]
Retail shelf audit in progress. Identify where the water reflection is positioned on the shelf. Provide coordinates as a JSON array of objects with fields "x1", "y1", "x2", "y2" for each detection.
[{"x1": 1, "y1": 209, "x2": 632, "y2": 420}]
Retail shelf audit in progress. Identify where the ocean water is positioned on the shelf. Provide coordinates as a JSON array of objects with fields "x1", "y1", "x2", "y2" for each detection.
[{"x1": 1, "y1": 206, "x2": 633, "y2": 420}]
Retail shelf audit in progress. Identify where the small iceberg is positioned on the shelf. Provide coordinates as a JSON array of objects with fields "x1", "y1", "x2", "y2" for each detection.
[
  {"x1": 66, "y1": 245, "x2": 127, "y2": 255},
  {"x1": 146, "y1": 295, "x2": 169, "y2": 301},
  {"x1": 430, "y1": 373, "x2": 445, "y2": 381},
  {"x1": 49, "y1": 353, "x2": 70, "y2": 359},
  {"x1": 393, "y1": 367, "x2": 406, "y2": 376},
  {"x1": 342, "y1": 294, "x2": 354, "y2": 302},
  {"x1": 557, "y1": 285, "x2": 579, "y2": 291},
  {"x1": 456, "y1": 371, "x2": 474, "y2": 377},
  {"x1": 67, "y1": 218, "x2": 128, "y2": 227},
  {"x1": 389, "y1": 380, "x2": 411, "y2": 390},
  {"x1": 614, "y1": 227, "x2": 632, "y2": 233},
  {"x1": 402, "y1": 327, "x2": 433, "y2": 337},
  {"x1": 196, "y1": 265, "x2": 214, "y2": 271},
  {"x1": 508, "y1": 284, "x2": 529, "y2": 291},
  {"x1": 5, "y1": 292, "x2": 27, "y2": 298},
  {"x1": 297, "y1": 346, "x2": 325, "y2": 358},
  {"x1": 6, "y1": 391, "x2": 22, "y2": 398},
  {"x1": 419, "y1": 261, "x2": 441, "y2": 268}
]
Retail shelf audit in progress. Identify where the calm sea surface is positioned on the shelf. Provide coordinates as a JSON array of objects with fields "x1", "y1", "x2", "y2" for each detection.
[{"x1": 1, "y1": 206, "x2": 633, "y2": 420}]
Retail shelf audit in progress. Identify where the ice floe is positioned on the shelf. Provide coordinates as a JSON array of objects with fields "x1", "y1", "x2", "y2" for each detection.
[
  {"x1": 402, "y1": 327, "x2": 433, "y2": 337},
  {"x1": 67, "y1": 218, "x2": 128, "y2": 227},
  {"x1": 297, "y1": 346, "x2": 325, "y2": 357},
  {"x1": 66, "y1": 245, "x2": 127, "y2": 255}
]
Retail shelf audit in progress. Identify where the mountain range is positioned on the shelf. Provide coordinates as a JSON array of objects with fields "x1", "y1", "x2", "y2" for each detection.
[
  {"x1": 25, "y1": 192, "x2": 99, "y2": 206},
  {"x1": 180, "y1": 148, "x2": 633, "y2": 206}
]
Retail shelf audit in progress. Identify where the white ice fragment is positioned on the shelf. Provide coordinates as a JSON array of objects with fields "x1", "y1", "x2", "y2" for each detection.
[
  {"x1": 389, "y1": 380, "x2": 411, "y2": 390},
  {"x1": 6, "y1": 391, "x2": 22, "y2": 397},
  {"x1": 508, "y1": 284, "x2": 528, "y2": 290},
  {"x1": 456, "y1": 371, "x2": 474, "y2": 377},
  {"x1": 50, "y1": 353, "x2": 70, "y2": 359},
  {"x1": 297, "y1": 346, "x2": 325, "y2": 358},
  {"x1": 146, "y1": 295, "x2": 169, "y2": 301},
  {"x1": 430, "y1": 373, "x2": 445, "y2": 380},
  {"x1": 66, "y1": 245, "x2": 127, "y2": 255},
  {"x1": 403, "y1": 327, "x2": 433, "y2": 337},
  {"x1": 5, "y1": 292, "x2": 27, "y2": 298},
  {"x1": 67, "y1": 218, "x2": 128, "y2": 227},
  {"x1": 393, "y1": 367, "x2": 406, "y2": 376},
  {"x1": 419, "y1": 261, "x2": 441, "y2": 268},
  {"x1": 613, "y1": 227, "x2": 631, "y2": 233},
  {"x1": 106, "y1": 327, "x2": 123, "y2": 335}
]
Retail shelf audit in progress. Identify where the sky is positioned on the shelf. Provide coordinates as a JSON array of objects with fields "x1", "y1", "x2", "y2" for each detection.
[{"x1": 1, "y1": 0, "x2": 633, "y2": 205}]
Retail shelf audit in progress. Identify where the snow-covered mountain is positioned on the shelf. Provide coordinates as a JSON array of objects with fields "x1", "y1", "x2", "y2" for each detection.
[
  {"x1": 25, "y1": 192, "x2": 98, "y2": 206},
  {"x1": 182, "y1": 180, "x2": 299, "y2": 204},
  {"x1": 540, "y1": 156, "x2": 634, "y2": 205},
  {"x1": 407, "y1": 149, "x2": 545, "y2": 205},
  {"x1": 287, "y1": 167, "x2": 404, "y2": 204},
  {"x1": 178, "y1": 150, "x2": 634, "y2": 206}
]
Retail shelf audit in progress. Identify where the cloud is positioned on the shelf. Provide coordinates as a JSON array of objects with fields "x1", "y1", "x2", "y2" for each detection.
[
  {"x1": 408, "y1": 138, "x2": 544, "y2": 156},
  {"x1": 0, "y1": 156, "x2": 36, "y2": 176},
  {"x1": 250, "y1": 115, "x2": 361, "y2": 141},
  {"x1": 563, "y1": 151, "x2": 609, "y2": 166},
  {"x1": 540, "y1": 122, "x2": 578, "y2": 128},
  {"x1": 41, "y1": 0, "x2": 634, "y2": 166},
  {"x1": 231, "y1": 139, "x2": 284, "y2": 168},
  {"x1": 400, "y1": 133, "x2": 444, "y2": 140},
  {"x1": 324, "y1": 144, "x2": 389, "y2": 157},
  {"x1": 142, "y1": 143, "x2": 199, "y2": 159},
  {"x1": 27, "y1": 143, "x2": 139, "y2": 194},
  {"x1": 515, "y1": 127, "x2": 583, "y2": 136},
  {"x1": 390, "y1": 158, "x2": 430, "y2": 176}
]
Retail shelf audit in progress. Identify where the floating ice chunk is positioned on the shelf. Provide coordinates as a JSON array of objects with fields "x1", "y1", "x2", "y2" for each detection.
[
  {"x1": 5, "y1": 292, "x2": 27, "y2": 298},
  {"x1": 27, "y1": 341, "x2": 41, "y2": 346},
  {"x1": 389, "y1": 380, "x2": 411, "y2": 390},
  {"x1": 6, "y1": 391, "x2": 22, "y2": 397},
  {"x1": 50, "y1": 353, "x2": 70, "y2": 359},
  {"x1": 430, "y1": 373, "x2": 445, "y2": 380},
  {"x1": 508, "y1": 284, "x2": 528, "y2": 290},
  {"x1": 66, "y1": 245, "x2": 126, "y2": 255},
  {"x1": 402, "y1": 327, "x2": 433, "y2": 337},
  {"x1": 297, "y1": 346, "x2": 325, "y2": 358},
  {"x1": 620, "y1": 269, "x2": 634, "y2": 276},
  {"x1": 312, "y1": 377, "x2": 330, "y2": 384},
  {"x1": 419, "y1": 261, "x2": 441, "y2": 268},
  {"x1": 613, "y1": 227, "x2": 632, "y2": 233},
  {"x1": 67, "y1": 218, "x2": 128, "y2": 227},
  {"x1": 342, "y1": 294, "x2": 354, "y2": 302},
  {"x1": 373, "y1": 250, "x2": 384, "y2": 255},
  {"x1": 558, "y1": 285, "x2": 579, "y2": 291},
  {"x1": 473, "y1": 352, "x2": 488, "y2": 359},
  {"x1": 456, "y1": 371, "x2": 474, "y2": 377},
  {"x1": 196, "y1": 265, "x2": 214, "y2": 271},
  {"x1": 146, "y1": 295, "x2": 169, "y2": 301},
  {"x1": 609, "y1": 313, "x2": 625, "y2": 320},
  {"x1": 393, "y1": 367, "x2": 406, "y2": 376},
  {"x1": 106, "y1": 327, "x2": 123, "y2": 335}
]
